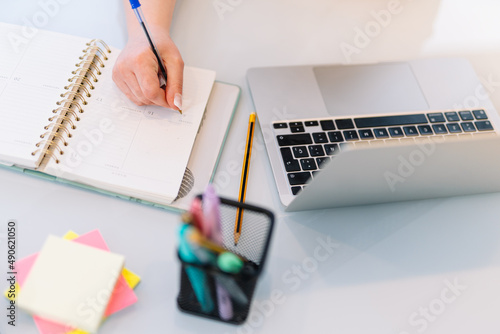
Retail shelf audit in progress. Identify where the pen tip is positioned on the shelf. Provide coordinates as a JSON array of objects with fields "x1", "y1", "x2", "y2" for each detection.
[{"x1": 179, "y1": 110, "x2": 182, "y2": 114}]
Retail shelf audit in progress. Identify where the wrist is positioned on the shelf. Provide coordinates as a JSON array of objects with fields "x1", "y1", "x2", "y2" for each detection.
[{"x1": 127, "y1": 21, "x2": 170, "y2": 40}]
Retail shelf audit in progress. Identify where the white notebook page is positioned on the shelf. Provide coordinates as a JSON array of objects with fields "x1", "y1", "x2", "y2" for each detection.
[
  {"x1": 0, "y1": 23, "x2": 88, "y2": 168},
  {"x1": 44, "y1": 46, "x2": 216, "y2": 205}
]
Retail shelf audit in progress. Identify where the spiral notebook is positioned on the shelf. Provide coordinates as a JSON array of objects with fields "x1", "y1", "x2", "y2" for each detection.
[{"x1": 0, "y1": 22, "x2": 240, "y2": 210}]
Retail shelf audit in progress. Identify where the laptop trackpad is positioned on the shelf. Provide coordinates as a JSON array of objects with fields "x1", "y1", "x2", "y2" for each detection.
[{"x1": 313, "y1": 63, "x2": 429, "y2": 116}]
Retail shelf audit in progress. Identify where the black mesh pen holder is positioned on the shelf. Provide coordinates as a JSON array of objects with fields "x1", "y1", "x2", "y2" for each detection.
[{"x1": 177, "y1": 196, "x2": 275, "y2": 324}]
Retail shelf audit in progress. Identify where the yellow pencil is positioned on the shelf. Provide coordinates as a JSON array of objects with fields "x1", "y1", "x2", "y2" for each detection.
[{"x1": 234, "y1": 113, "x2": 256, "y2": 245}]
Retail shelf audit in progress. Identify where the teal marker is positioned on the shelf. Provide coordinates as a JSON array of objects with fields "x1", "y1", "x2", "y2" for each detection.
[{"x1": 178, "y1": 224, "x2": 214, "y2": 313}]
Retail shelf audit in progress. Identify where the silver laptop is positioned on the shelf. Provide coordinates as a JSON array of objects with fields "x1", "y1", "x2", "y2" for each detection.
[{"x1": 247, "y1": 58, "x2": 500, "y2": 211}]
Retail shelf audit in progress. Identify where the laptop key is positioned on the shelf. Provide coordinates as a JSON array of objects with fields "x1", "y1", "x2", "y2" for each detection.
[
  {"x1": 445, "y1": 112, "x2": 460, "y2": 122},
  {"x1": 427, "y1": 113, "x2": 445, "y2": 123},
  {"x1": 316, "y1": 157, "x2": 331, "y2": 169},
  {"x1": 447, "y1": 123, "x2": 462, "y2": 133},
  {"x1": 288, "y1": 172, "x2": 312, "y2": 185},
  {"x1": 339, "y1": 142, "x2": 353, "y2": 150},
  {"x1": 305, "y1": 120, "x2": 319, "y2": 126},
  {"x1": 475, "y1": 120, "x2": 494, "y2": 131},
  {"x1": 432, "y1": 124, "x2": 448, "y2": 134},
  {"x1": 328, "y1": 131, "x2": 344, "y2": 142},
  {"x1": 300, "y1": 158, "x2": 317, "y2": 171},
  {"x1": 290, "y1": 125, "x2": 305, "y2": 133},
  {"x1": 308, "y1": 145, "x2": 325, "y2": 157},
  {"x1": 312, "y1": 132, "x2": 328, "y2": 143},
  {"x1": 388, "y1": 127, "x2": 404, "y2": 137},
  {"x1": 343, "y1": 130, "x2": 359, "y2": 141},
  {"x1": 324, "y1": 144, "x2": 340, "y2": 155},
  {"x1": 293, "y1": 146, "x2": 309, "y2": 158},
  {"x1": 418, "y1": 125, "x2": 433, "y2": 135},
  {"x1": 277, "y1": 134, "x2": 313, "y2": 146},
  {"x1": 374, "y1": 128, "x2": 389, "y2": 138},
  {"x1": 472, "y1": 109, "x2": 488, "y2": 120},
  {"x1": 403, "y1": 126, "x2": 419, "y2": 136},
  {"x1": 358, "y1": 129, "x2": 374, "y2": 140},
  {"x1": 336, "y1": 119, "x2": 355, "y2": 130},
  {"x1": 291, "y1": 186, "x2": 302, "y2": 195},
  {"x1": 273, "y1": 122, "x2": 288, "y2": 129},
  {"x1": 320, "y1": 120, "x2": 335, "y2": 131},
  {"x1": 461, "y1": 122, "x2": 476, "y2": 132},
  {"x1": 354, "y1": 114, "x2": 427, "y2": 128},
  {"x1": 280, "y1": 148, "x2": 301, "y2": 172},
  {"x1": 459, "y1": 111, "x2": 474, "y2": 121}
]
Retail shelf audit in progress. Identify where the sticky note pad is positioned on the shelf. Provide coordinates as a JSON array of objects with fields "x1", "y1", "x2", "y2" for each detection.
[{"x1": 17, "y1": 235, "x2": 125, "y2": 333}]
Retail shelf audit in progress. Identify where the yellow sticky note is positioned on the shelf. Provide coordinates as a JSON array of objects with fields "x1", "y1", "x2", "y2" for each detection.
[
  {"x1": 4, "y1": 282, "x2": 19, "y2": 301},
  {"x1": 63, "y1": 231, "x2": 79, "y2": 240},
  {"x1": 122, "y1": 268, "x2": 141, "y2": 289},
  {"x1": 5, "y1": 230, "x2": 141, "y2": 334}
]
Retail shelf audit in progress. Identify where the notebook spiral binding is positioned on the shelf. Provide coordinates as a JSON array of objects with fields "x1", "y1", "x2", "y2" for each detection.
[{"x1": 32, "y1": 39, "x2": 112, "y2": 164}]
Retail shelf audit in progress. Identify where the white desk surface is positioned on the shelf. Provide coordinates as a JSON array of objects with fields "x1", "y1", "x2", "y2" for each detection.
[{"x1": 2, "y1": 1, "x2": 500, "y2": 333}]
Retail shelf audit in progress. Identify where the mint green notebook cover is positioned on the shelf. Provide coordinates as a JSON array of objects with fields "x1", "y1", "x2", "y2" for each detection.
[{"x1": 0, "y1": 81, "x2": 240, "y2": 213}]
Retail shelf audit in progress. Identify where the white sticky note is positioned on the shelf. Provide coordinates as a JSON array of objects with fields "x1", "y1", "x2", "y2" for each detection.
[{"x1": 17, "y1": 235, "x2": 125, "y2": 333}]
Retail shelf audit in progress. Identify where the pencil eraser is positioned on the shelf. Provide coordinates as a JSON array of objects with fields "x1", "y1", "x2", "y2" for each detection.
[{"x1": 17, "y1": 235, "x2": 125, "y2": 333}]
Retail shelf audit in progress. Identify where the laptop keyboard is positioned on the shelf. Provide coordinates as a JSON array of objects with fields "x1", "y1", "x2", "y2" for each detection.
[{"x1": 273, "y1": 109, "x2": 497, "y2": 196}]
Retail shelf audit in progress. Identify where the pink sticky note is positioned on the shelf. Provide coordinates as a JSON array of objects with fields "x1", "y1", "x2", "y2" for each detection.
[
  {"x1": 70, "y1": 230, "x2": 138, "y2": 316},
  {"x1": 72, "y1": 230, "x2": 110, "y2": 251},
  {"x1": 33, "y1": 316, "x2": 74, "y2": 334},
  {"x1": 17, "y1": 230, "x2": 138, "y2": 334},
  {"x1": 16, "y1": 253, "x2": 38, "y2": 287}
]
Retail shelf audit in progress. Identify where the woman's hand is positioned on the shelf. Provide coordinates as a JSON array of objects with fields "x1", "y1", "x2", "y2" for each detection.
[{"x1": 112, "y1": 25, "x2": 184, "y2": 111}]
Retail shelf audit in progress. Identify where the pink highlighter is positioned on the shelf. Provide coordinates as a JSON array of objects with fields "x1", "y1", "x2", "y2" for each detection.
[
  {"x1": 189, "y1": 197, "x2": 205, "y2": 232},
  {"x1": 202, "y1": 184, "x2": 233, "y2": 320}
]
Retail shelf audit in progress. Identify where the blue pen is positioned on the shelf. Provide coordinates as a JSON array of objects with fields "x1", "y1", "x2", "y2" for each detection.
[{"x1": 128, "y1": 0, "x2": 168, "y2": 89}]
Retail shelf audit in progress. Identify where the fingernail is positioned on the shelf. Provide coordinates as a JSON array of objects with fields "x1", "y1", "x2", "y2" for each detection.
[{"x1": 174, "y1": 93, "x2": 182, "y2": 112}]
